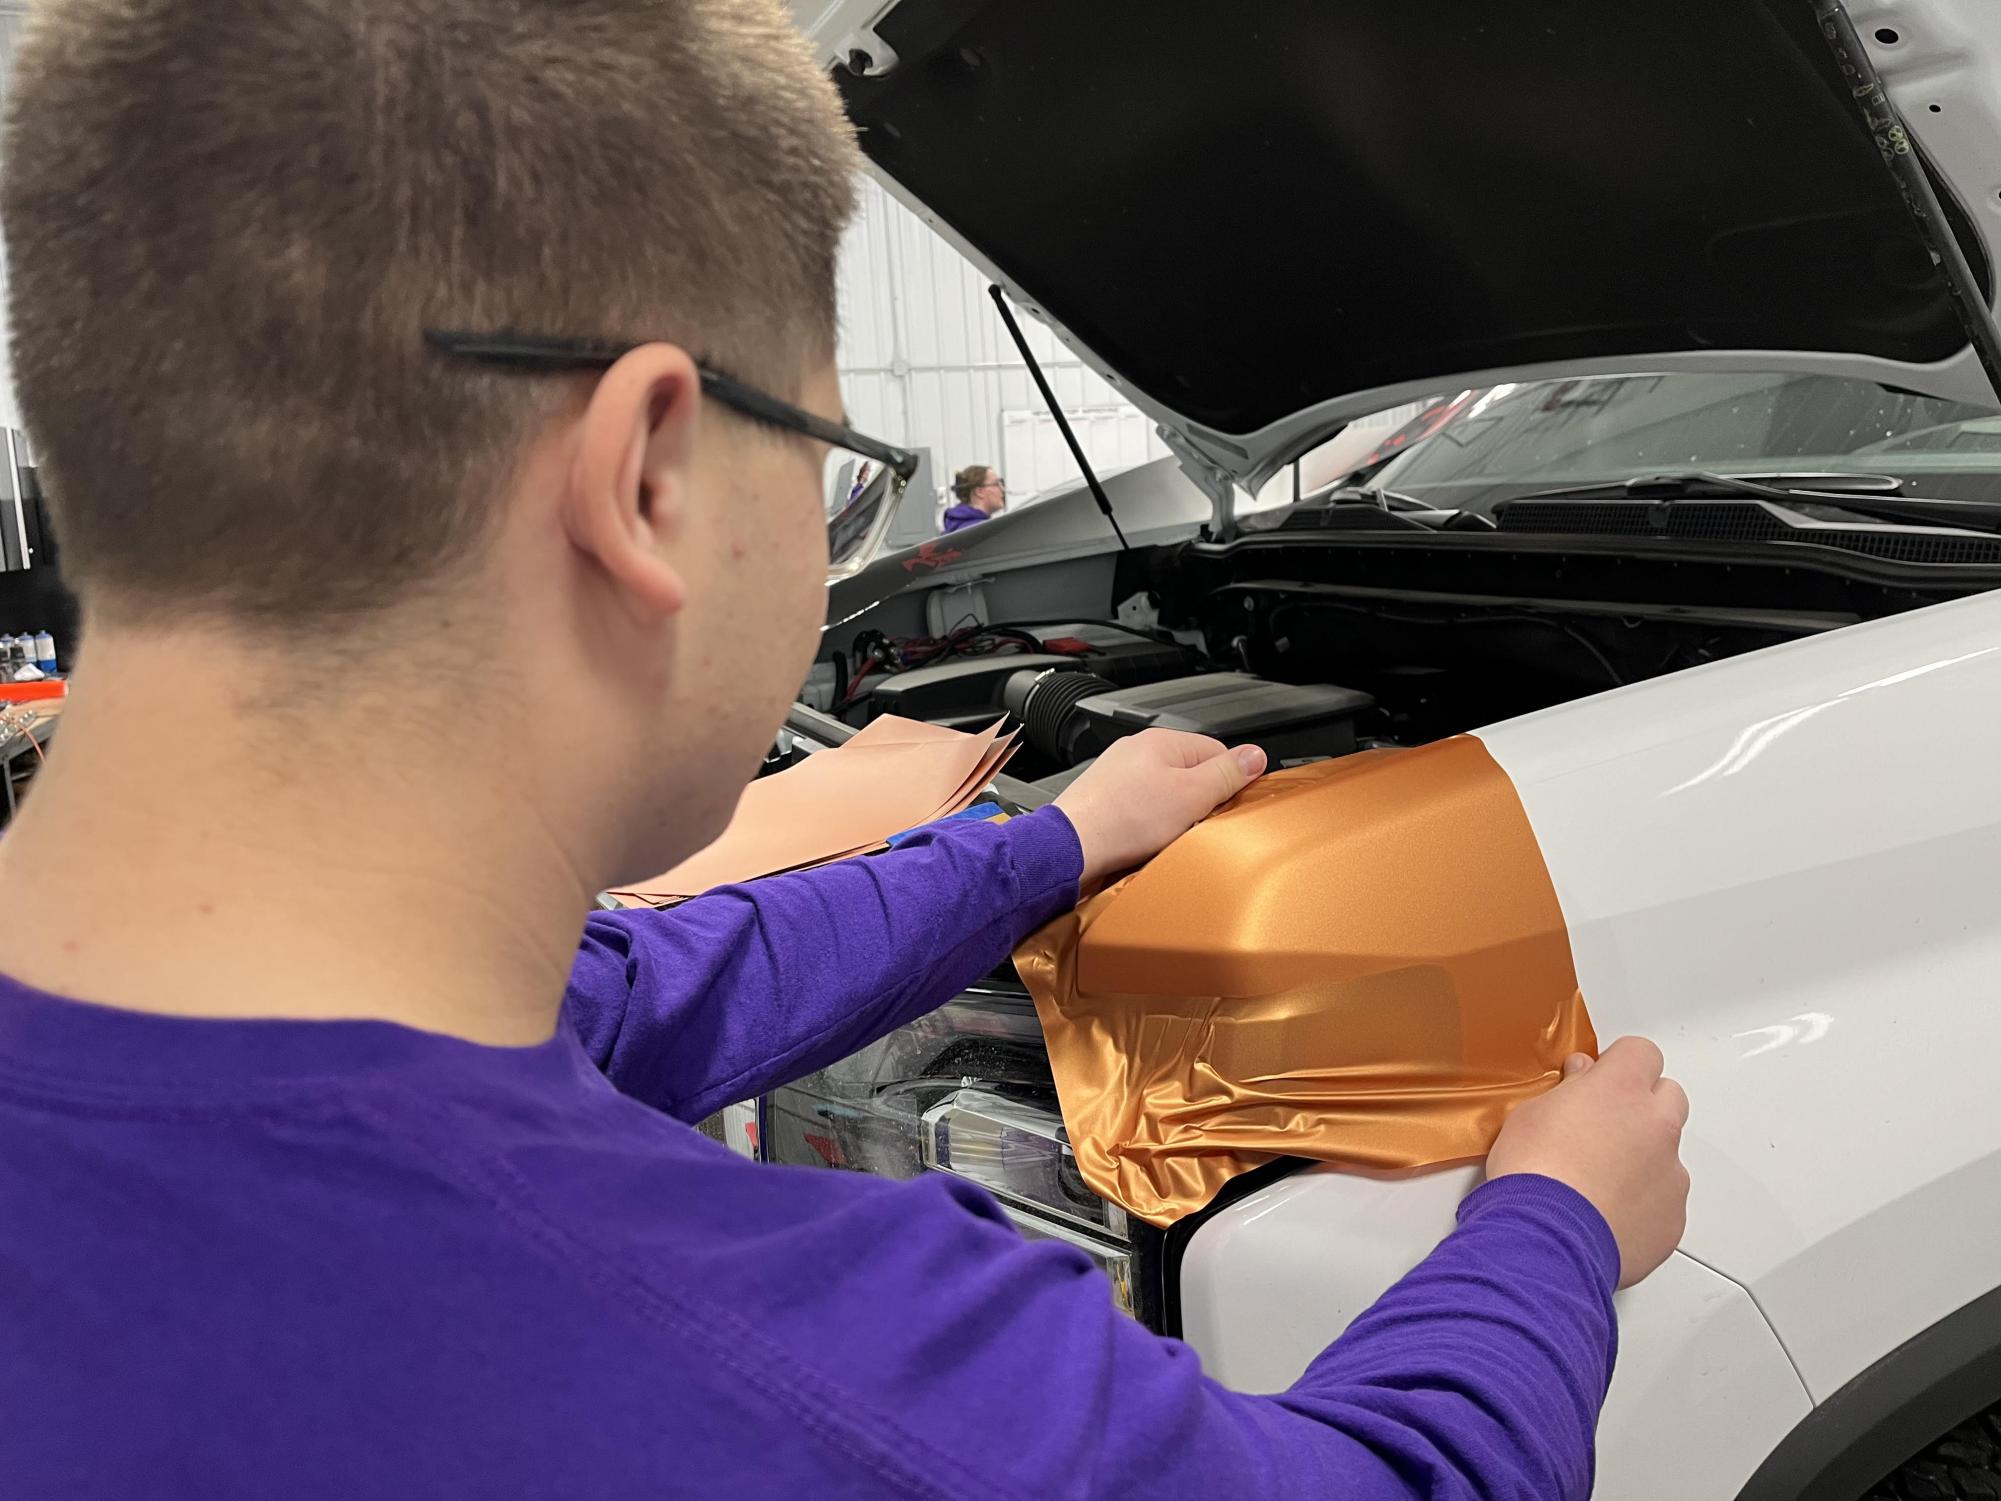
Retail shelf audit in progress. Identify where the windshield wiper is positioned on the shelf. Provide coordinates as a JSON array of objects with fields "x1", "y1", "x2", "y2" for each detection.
[
  {"x1": 1282, "y1": 485, "x2": 1489, "y2": 532},
  {"x1": 1516, "y1": 471, "x2": 2001, "y2": 535}
]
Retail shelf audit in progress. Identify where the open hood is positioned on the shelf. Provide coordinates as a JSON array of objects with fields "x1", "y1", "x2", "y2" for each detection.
[{"x1": 798, "y1": 0, "x2": 2001, "y2": 529}]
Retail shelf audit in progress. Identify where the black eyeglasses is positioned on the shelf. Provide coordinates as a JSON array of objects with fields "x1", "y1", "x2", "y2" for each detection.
[{"x1": 421, "y1": 330, "x2": 921, "y2": 483}]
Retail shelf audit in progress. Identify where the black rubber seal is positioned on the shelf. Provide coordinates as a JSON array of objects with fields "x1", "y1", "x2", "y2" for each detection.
[{"x1": 1138, "y1": 1157, "x2": 1317, "y2": 1340}]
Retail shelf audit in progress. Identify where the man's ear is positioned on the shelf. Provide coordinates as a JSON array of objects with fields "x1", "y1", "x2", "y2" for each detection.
[{"x1": 563, "y1": 343, "x2": 702, "y2": 621}]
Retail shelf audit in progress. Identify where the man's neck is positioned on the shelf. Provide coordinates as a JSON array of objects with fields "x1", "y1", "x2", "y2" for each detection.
[{"x1": 0, "y1": 631, "x2": 598, "y2": 1046}]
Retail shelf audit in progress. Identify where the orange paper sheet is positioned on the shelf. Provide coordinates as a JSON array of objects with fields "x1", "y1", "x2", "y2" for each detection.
[
  {"x1": 1014, "y1": 737, "x2": 1596, "y2": 1227},
  {"x1": 932, "y1": 732, "x2": 1018, "y2": 818},
  {"x1": 614, "y1": 716, "x2": 1016, "y2": 902}
]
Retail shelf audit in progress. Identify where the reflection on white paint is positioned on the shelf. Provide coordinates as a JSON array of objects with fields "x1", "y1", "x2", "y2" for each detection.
[
  {"x1": 1860, "y1": 650, "x2": 1996, "y2": 692},
  {"x1": 1666, "y1": 647, "x2": 2000, "y2": 795},
  {"x1": 1732, "y1": 1012, "x2": 1835, "y2": 1059},
  {"x1": 1666, "y1": 703, "x2": 1838, "y2": 794},
  {"x1": 1734, "y1": 1025, "x2": 1793, "y2": 1059}
]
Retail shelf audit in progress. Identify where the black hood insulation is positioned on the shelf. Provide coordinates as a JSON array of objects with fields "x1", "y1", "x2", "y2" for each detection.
[{"x1": 839, "y1": 0, "x2": 1991, "y2": 436}]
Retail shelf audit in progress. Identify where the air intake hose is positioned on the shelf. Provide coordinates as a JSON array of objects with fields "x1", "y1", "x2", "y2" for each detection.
[{"x1": 1004, "y1": 668, "x2": 1118, "y2": 764}]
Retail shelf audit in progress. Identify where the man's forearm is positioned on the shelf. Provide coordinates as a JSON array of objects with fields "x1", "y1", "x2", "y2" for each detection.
[
  {"x1": 565, "y1": 807, "x2": 1083, "y2": 1120},
  {"x1": 1269, "y1": 1175, "x2": 1620, "y2": 1499}
]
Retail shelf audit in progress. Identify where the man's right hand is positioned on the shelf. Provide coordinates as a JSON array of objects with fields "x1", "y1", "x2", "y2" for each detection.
[
  {"x1": 1485, "y1": 1036, "x2": 1691, "y2": 1289},
  {"x1": 1052, "y1": 729, "x2": 1267, "y2": 887}
]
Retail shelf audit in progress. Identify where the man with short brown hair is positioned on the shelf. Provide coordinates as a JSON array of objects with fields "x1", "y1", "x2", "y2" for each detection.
[
  {"x1": 0, "y1": 3, "x2": 1687, "y2": 1498},
  {"x1": 4, "y1": 0, "x2": 859, "y2": 626}
]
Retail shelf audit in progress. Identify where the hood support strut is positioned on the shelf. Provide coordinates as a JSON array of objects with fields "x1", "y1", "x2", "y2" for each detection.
[
  {"x1": 988, "y1": 285, "x2": 1130, "y2": 550},
  {"x1": 1813, "y1": 0, "x2": 2001, "y2": 407}
]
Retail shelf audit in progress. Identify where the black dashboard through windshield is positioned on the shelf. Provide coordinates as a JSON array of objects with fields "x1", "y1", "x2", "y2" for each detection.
[{"x1": 1350, "y1": 373, "x2": 2001, "y2": 517}]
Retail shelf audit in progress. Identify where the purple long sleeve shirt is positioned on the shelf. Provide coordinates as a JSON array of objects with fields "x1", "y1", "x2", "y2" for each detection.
[{"x1": 0, "y1": 807, "x2": 1618, "y2": 1499}]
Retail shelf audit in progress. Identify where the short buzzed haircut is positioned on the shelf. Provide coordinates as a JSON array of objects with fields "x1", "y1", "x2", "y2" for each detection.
[{"x1": 1, "y1": 0, "x2": 859, "y2": 626}]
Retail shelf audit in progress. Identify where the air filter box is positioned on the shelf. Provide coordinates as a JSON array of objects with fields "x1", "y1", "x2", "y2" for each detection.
[
  {"x1": 860, "y1": 623, "x2": 1187, "y2": 727},
  {"x1": 1008, "y1": 670, "x2": 1374, "y2": 764}
]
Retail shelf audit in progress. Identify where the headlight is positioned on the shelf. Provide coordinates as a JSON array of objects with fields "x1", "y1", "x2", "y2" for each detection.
[
  {"x1": 922, "y1": 1087, "x2": 1128, "y2": 1241},
  {"x1": 761, "y1": 984, "x2": 1137, "y2": 1314}
]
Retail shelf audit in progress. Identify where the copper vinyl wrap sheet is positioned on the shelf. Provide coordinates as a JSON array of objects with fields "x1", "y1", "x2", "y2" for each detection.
[{"x1": 1014, "y1": 736, "x2": 1596, "y2": 1226}]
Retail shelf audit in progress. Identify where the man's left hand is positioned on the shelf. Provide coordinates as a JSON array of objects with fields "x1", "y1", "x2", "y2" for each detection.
[{"x1": 1052, "y1": 730, "x2": 1267, "y2": 886}]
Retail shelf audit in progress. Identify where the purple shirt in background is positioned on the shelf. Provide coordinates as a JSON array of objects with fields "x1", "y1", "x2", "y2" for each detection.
[
  {"x1": 0, "y1": 807, "x2": 1618, "y2": 1498},
  {"x1": 941, "y1": 503, "x2": 990, "y2": 533}
]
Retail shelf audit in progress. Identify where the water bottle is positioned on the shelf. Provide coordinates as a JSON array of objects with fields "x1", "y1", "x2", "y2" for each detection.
[{"x1": 32, "y1": 629, "x2": 54, "y2": 674}]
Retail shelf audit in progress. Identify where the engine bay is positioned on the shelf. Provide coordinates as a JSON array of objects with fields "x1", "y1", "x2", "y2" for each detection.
[
  {"x1": 822, "y1": 618, "x2": 1380, "y2": 788},
  {"x1": 811, "y1": 528, "x2": 1982, "y2": 788}
]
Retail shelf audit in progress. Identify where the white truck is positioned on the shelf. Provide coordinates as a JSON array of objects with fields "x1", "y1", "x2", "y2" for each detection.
[{"x1": 766, "y1": 4, "x2": 2001, "y2": 1494}]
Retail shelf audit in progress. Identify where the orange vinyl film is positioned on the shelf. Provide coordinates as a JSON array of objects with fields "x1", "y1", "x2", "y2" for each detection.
[{"x1": 1014, "y1": 736, "x2": 1596, "y2": 1226}]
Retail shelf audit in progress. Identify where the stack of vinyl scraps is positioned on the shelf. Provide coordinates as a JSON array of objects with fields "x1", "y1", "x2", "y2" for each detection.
[{"x1": 607, "y1": 715, "x2": 1017, "y2": 907}]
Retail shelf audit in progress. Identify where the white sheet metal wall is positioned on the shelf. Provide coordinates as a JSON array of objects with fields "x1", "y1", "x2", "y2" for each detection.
[
  {"x1": 0, "y1": 6, "x2": 29, "y2": 433},
  {"x1": 835, "y1": 178, "x2": 1171, "y2": 511},
  {"x1": 835, "y1": 178, "x2": 1436, "y2": 520}
]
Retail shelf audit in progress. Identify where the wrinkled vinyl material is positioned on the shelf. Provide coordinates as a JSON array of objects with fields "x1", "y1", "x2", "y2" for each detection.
[{"x1": 1015, "y1": 737, "x2": 1596, "y2": 1226}]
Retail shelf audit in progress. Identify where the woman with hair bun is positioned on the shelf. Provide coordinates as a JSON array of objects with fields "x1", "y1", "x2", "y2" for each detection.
[{"x1": 941, "y1": 464, "x2": 1006, "y2": 532}]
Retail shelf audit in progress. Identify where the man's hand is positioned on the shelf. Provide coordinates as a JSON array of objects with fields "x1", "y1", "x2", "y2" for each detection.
[
  {"x1": 1485, "y1": 1036, "x2": 1691, "y2": 1289},
  {"x1": 1052, "y1": 730, "x2": 1267, "y2": 886}
]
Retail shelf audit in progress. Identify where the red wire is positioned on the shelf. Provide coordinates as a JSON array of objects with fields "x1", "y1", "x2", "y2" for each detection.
[
  {"x1": 839, "y1": 659, "x2": 878, "y2": 706},
  {"x1": 844, "y1": 625, "x2": 1041, "y2": 707}
]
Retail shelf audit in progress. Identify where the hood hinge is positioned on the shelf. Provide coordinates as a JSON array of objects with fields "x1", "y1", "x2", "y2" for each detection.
[
  {"x1": 1159, "y1": 427, "x2": 1238, "y2": 542},
  {"x1": 830, "y1": 22, "x2": 899, "y2": 79}
]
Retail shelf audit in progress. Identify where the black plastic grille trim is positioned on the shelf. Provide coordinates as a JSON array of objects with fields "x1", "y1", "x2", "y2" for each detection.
[{"x1": 1494, "y1": 500, "x2": 2001, "y2": 565}]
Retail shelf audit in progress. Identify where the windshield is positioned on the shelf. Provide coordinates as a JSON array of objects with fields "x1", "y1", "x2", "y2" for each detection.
[{"x1": 1360, "y1": 373, "x2": 2001, "y2": 516}]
